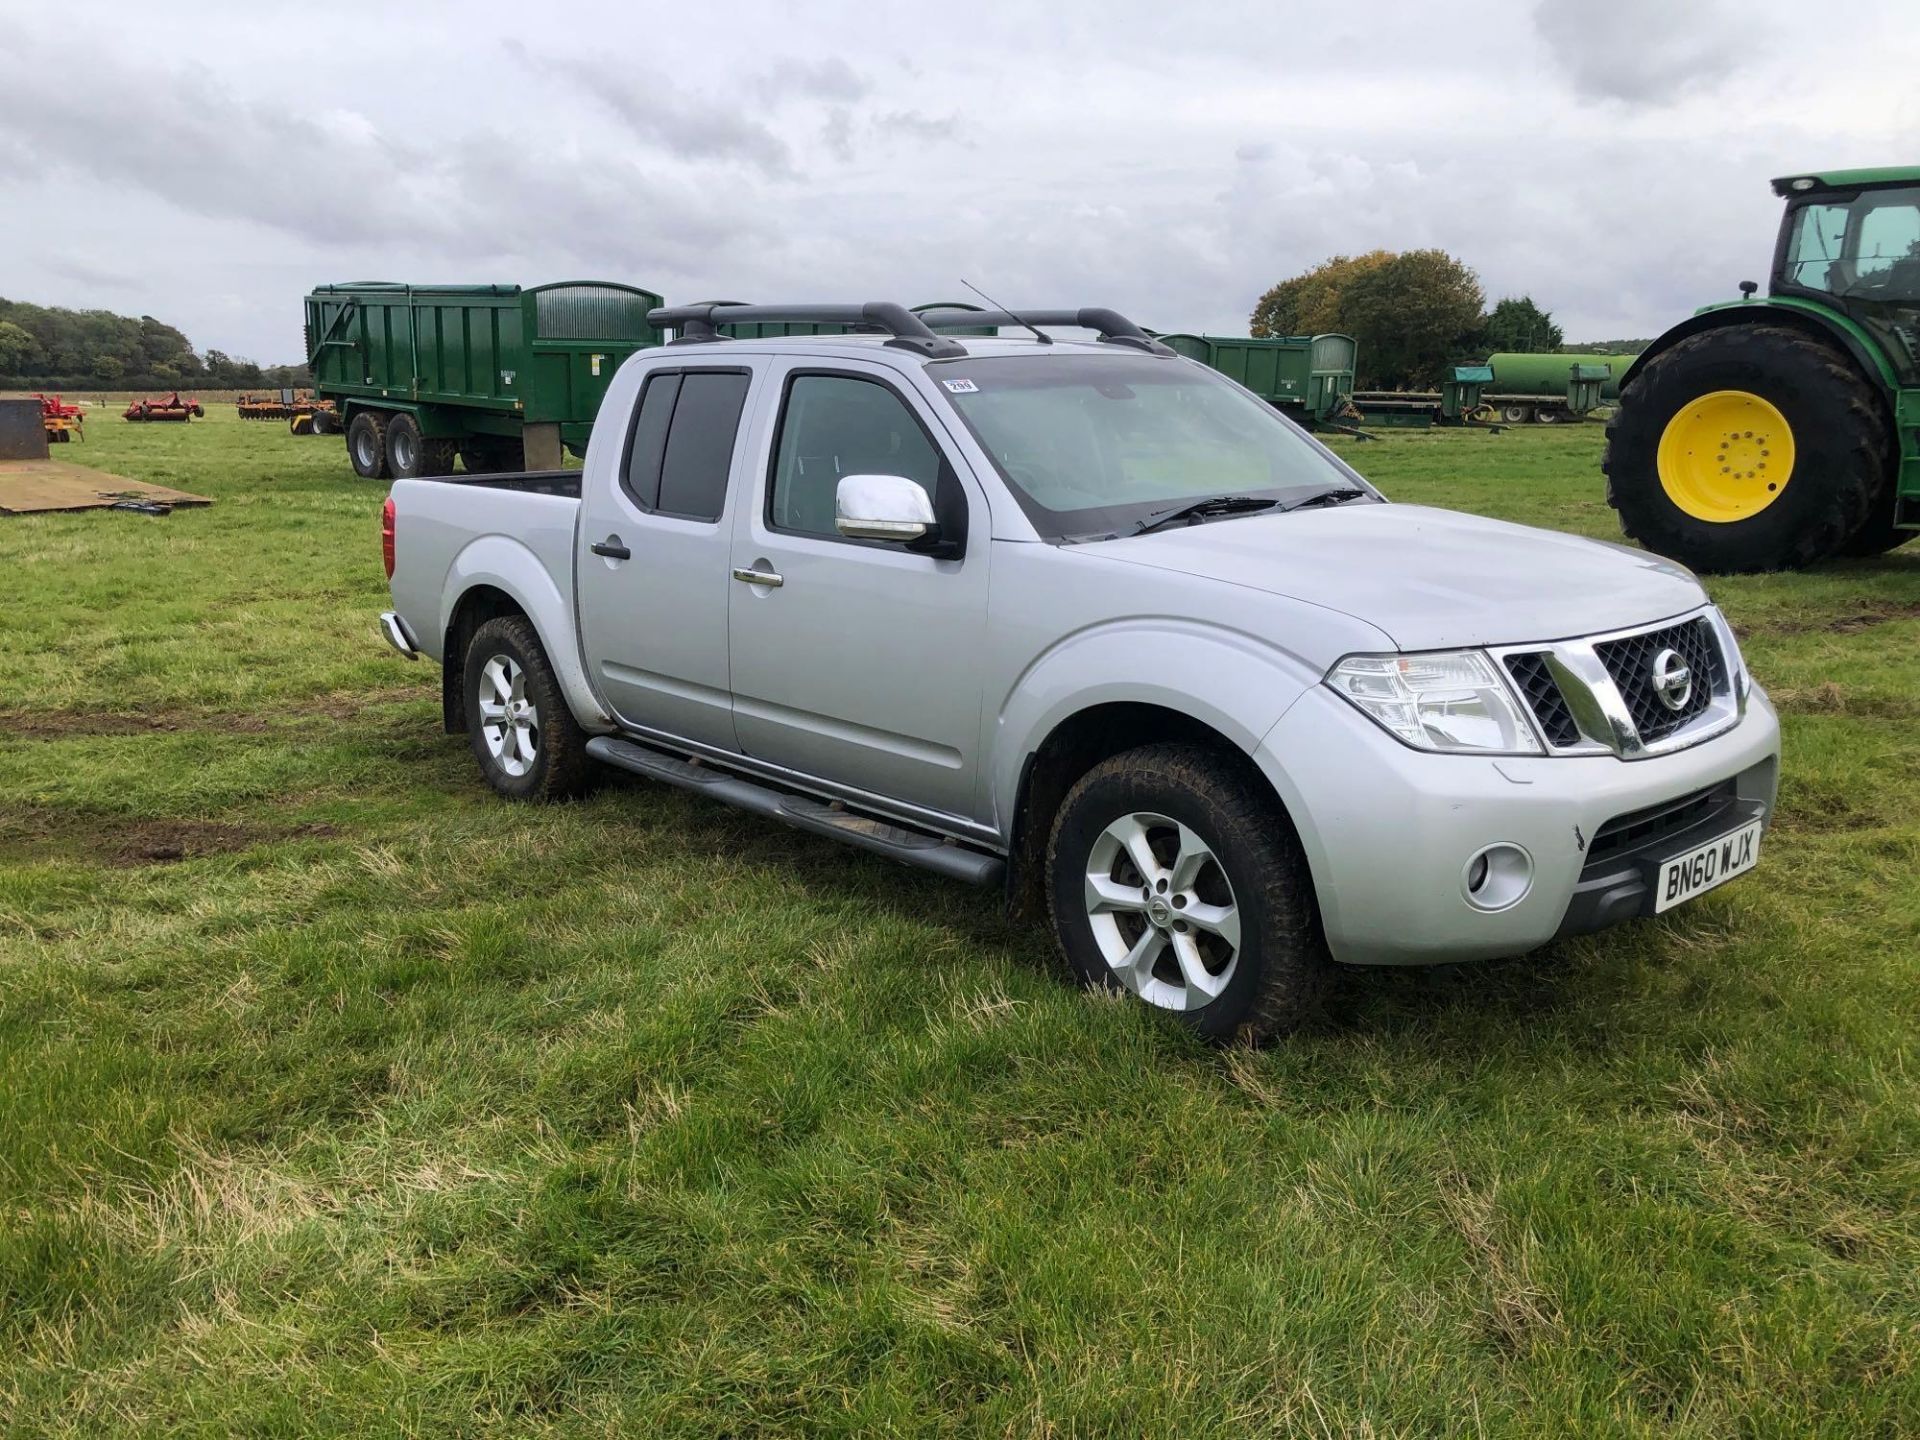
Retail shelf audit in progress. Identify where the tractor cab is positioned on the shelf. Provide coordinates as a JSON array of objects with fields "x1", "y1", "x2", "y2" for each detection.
[{"x1": 1772, "y1": 169, "x2": 1920, "y2": 383}]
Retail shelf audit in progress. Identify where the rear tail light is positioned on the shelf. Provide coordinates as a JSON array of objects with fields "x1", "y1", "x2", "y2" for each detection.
[{"x1": 381, "y1": 496, "x2": 396, "y2": 579}]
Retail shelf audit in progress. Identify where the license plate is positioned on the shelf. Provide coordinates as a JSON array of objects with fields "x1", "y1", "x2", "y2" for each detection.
[{"x1": 1654, "y1": 819, "x2": 1763, "y2": 914}]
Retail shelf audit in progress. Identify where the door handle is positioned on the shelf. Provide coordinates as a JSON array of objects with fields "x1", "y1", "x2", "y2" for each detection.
[
  {"x1": 731, "y1": 566, "x2": 784, "y2": 588},
  {"x1": 590, "y1": 536, "x2": 631, "y2": 560}
]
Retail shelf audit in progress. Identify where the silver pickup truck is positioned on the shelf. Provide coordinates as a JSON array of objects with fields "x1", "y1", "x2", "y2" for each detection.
[{"x1": 379, "y1": 302, "x2": 1780, "y2": 1040}]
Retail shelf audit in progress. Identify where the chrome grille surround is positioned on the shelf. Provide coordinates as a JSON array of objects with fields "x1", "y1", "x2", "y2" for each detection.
[{"x1": 1490, "y1": 607, "x2": 1745, "y2": 760}]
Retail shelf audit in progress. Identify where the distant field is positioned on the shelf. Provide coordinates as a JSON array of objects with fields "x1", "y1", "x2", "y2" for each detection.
[{"x1": 1, "y1": 410, "x2": 1916, "y2": 1435}]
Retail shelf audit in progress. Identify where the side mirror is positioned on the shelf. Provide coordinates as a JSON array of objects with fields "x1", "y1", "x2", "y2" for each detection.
[{"x1": 835, "y1": 474, "x2": 936, "y2": 543}]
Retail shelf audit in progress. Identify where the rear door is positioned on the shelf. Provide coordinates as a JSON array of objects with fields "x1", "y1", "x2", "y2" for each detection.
[
  {"x1": 576, "y1": 358, "x2": 765, "y2": 750},
  {"x1": 726, "y1": 360, "x2": 991, "y2": 822}
]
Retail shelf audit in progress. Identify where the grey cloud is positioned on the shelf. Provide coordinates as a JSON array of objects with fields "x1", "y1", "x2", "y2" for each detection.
[
  {"x1": 1532, "y1": 0, "x2": 1745, "y2": 104},
  {"x1": 0, "y1": 35, "x2": 777, "y2": 289},
  {"x1": 505, "y1": 40, "x2": 793, "y2": 176},
  {"x1": 765, "y1": 57, "x2": 871, "y2": 103},
  {"x1": 41, "y1": 256, "x2": 137, "y2": 290},
  {"x1": 874, "y1": 110, "x2": 958, "y2": 144}
]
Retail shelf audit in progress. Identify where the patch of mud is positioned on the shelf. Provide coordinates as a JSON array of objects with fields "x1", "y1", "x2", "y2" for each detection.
[
  {"x1": 1735, "y1": 599, "x2": 1920, "y2": 640},
  {"x1": 1, "y1": 686, "x2": 428, "y2": 740},
  {"x1": 0, "y1": 809, "x2": 340, "y2": 867}
]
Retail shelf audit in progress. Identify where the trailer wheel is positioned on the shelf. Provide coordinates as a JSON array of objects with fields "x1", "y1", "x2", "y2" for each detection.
[
  {"x1": 384, "y1": 414, "x2": 427, "y2": 478},
  {"x1": 419, "y1": 439, "x2": 458, "y2": 476},
  {"x1": 1604, "y1": 324, "x2": 1884, "y2": 572},
  {"x1": 458, "y1": 437, "x2": 524, "y2": 474},
  {"x1": 1536, "y1": 407, "x2": 1563, "y2": 425},
  {"x1": 346, "y1": 411, "x2": 389, "y2": 480},
  {"x1": 1501, "y1": 404, "x2": 1531, "y2": 424}
]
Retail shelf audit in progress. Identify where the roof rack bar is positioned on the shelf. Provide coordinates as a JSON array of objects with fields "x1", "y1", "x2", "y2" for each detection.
[
  {"x1": 915, "y1": 306, "x2": 1174, "y2": 355},
  {"x1": 645, "y1": 302, "x2": 969, "y2": 358}
]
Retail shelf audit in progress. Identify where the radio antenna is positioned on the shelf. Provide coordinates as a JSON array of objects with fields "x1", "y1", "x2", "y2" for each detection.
[{"x1": 961, "y1": 278, "x2": 1051, "y2": 345}]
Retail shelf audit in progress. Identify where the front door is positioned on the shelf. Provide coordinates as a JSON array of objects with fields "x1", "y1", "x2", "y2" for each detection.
[
  {"x1": 727, "y1": 362, "x2": 991, "y2": 822},
  {"x1": 577, "y1": 358, "x2": 763, "y2": 750}
]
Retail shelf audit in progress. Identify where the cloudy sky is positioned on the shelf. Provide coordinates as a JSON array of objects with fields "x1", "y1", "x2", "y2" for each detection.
[{"x1": 1, "y1": 0, "x2": 1915, "y2": 363}]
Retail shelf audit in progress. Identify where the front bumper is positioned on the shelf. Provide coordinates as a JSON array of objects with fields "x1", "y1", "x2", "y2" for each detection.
[{"x1": 1253, "y1": 683, "x2": 1781, "y2": 966}]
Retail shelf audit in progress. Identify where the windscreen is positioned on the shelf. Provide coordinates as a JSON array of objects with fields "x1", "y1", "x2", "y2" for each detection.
[
  {"x1": 1781, "y1": 186, "x2": 1920, "y2": 300},
  {"x1": 931, "y1": 352, "x2": 1367, "y2": 539}
]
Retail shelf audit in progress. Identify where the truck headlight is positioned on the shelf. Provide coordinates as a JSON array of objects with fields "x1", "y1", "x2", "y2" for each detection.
[
  {"x1": 1706, "y1": 606, "x2": 1751, "y2": 701},
  {"x1": 1326, "y1": 650, "x2": 1543, "y2": 755}
]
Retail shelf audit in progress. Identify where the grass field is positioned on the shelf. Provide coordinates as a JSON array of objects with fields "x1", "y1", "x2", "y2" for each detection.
[{"x1": 2, "y1": 408, "x2": 1917, "y2": 1436}]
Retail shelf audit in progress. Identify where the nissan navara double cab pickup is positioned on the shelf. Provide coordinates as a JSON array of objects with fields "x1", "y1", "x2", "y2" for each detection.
[{"x1": 378, "y1": 302, "x2": 1780, "y2": 1040}]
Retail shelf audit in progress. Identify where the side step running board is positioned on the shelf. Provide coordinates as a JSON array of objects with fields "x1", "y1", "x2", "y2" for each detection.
[{"x1": 585, "y1": 736, "x2": 1006, "y2": 887}]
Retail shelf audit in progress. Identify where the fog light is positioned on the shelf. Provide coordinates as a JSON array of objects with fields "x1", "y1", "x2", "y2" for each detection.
[{"x1": 1463, "y1": 843, "x2": 1533, "y2": 911}]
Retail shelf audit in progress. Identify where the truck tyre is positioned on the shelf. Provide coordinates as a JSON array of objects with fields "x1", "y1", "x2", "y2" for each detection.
[
  {"x1": 385, "y1": 413, "x2": 426, "y2": 478},
  {"x1": 1045, "y1": 743, "x2": 1327, "y2": 1042},
  {"x1": 1501, "y1": 404, "x2": 1531, "y2": 424},
  {"x1": 463, "y1": 616, "x2": 591, "y2": 802},
  {"x1": 1536, "y1": 407, "x2": 1562, "y2": 425},
  {"x1": 1604, "y1": 325, "x2": 1885, "y2": 572},
  {"x1": 347, "y1": 411, "x2": 389, "y2": 480}
]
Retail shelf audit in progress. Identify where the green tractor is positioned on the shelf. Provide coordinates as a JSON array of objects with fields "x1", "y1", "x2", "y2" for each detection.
[{"x1": 1605, "y1": 167, "x2": 1920, "y2": 571}]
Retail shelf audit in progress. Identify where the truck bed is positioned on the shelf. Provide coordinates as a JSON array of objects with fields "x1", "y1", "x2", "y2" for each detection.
[
  {"x1": 414, "y1": 469, "x2": 582, "y2": 499},
  {"x1": 386, "y1": 471, "x2": 583, "y2": 666}
]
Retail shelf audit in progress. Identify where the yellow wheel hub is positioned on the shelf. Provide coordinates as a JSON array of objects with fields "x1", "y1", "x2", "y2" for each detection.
[{"x1": 1656, "y1": 389, "x2": 1795, "y2": 523}]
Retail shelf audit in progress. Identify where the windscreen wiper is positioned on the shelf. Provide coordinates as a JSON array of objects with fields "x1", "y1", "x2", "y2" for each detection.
[
  {"x1": 1131, "y1": 494, "x2": 1280, "y2": 535},
  {"x1": 1283, "y1": 487, "x2": 1370, "y2": 511}
]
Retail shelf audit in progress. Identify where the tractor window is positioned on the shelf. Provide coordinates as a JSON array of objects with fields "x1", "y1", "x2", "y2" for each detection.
[
  {"x1": 1855, "y1": 204, "x2": 1920, "y2": 282},
  {"x1": 1782, "y1": 204, "x2": 1849, "y2": 292},
  {"x1": 1781, "y1": 187, "x2": 1920, "y2": 299}
]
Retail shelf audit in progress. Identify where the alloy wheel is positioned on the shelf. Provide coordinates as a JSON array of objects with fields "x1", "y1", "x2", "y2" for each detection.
[{"x1": 1082, "y1": 810, "x2": 1241, "y2": 1011}]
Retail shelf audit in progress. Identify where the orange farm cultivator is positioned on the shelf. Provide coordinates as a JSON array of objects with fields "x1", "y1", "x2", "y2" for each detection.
[{"x1": 123, "y1": 392, "x2": 204, "y2": 423}]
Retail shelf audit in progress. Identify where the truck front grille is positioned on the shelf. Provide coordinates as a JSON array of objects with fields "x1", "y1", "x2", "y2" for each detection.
[
  {"x1": 1593, "y1": 617, "x2": 1722, "y2": 744},
  {"x1": 1503, "y1": 652, "x2": 1581, "y2": 747}
]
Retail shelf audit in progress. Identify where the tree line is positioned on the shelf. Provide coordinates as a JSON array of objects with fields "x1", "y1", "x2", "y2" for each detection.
[
  {"x1": 1251, "y1": 250, "x2": 1614, "y2": 390},
  {"x1": 0, "y1": 297, "x2": 309, "y2": 391}
]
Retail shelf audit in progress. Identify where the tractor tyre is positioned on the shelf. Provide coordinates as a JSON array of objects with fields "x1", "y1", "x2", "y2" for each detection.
[
  {"x1": 346, "y1": 411, "x2": 389, "y2": 480},
  {"x1": 1604, "y1": 324, "x2": 1885, "y2": 573},
  {"x1": 1837, "y1": 482, "x2": 1916, "y2": 557}
]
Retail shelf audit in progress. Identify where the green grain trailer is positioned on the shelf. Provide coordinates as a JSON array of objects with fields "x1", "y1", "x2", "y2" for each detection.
[
  {"x1": 304, "y1": 280, "x2": 665, "y2": 479},
  {"x1": 1483, "y1": 351, "x2": 1637, "y2": 420},
  {"x1": 1156, "y1": 333, "x2": 1356, "y2": 426}
]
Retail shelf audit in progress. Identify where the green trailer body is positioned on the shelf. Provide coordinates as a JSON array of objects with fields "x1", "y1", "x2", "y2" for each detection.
[
  {"x1": 304, "y1": 281, "x2": 665, "y2": 462},
  {"x1": 1156, "y1": 332, "x2": 1355, "y2": 423},
  {"x1": 1485, "y1": 351, "x2": 1638, "y2": 402}
]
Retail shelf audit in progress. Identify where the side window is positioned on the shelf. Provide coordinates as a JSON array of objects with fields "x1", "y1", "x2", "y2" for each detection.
[
  {"x1": 770, "y1": 374, "x2": 944, "y2": 539},
  {"x1": 621, "y1": 370, "x2": 750, "y2": 521},
  {"x1": 1855, "y1": 203, "x2": 1920, "y2": 279}
]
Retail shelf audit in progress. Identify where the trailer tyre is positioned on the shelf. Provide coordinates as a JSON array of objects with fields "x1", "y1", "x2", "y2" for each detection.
[
  {"x1": 347, "y1": 411, "x2": 389, "y2": 480},
  {"x1": 1045, "y1": 743, "x2": 1328, "y2": 1043},
  {"x1": 385, "y1": 413, "x2": 426, "y2": 478},
  {"x1": 419, "y1": 439, "x2": 459, "y2": 476},
  {"x1": 1605, "y1": 324, "x2": 1884, "y2": 572},
  {"x1": 463, "y1": 617, "x2": 592, "y2": 802}
]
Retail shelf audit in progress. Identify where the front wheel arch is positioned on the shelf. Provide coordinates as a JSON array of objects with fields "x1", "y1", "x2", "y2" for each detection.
[{"x1": 1006, "y1": 701, "x2": 1304, "y2": 926}]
